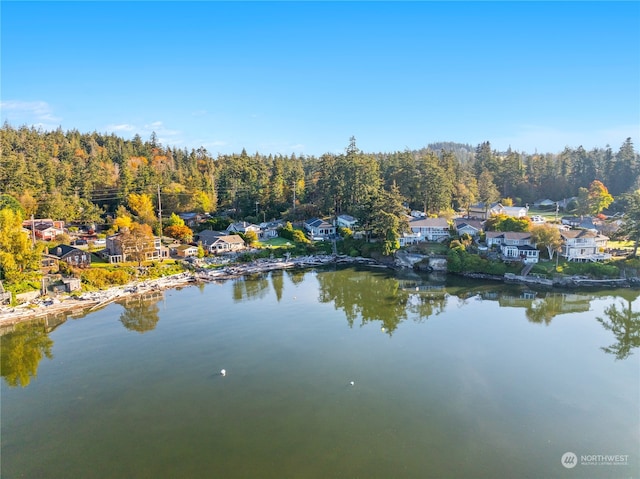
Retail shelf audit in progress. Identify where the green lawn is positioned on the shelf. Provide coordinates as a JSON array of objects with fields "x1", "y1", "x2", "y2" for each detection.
[{"x1": 258, "y1": 237, "x2": 294, "y2": 248}]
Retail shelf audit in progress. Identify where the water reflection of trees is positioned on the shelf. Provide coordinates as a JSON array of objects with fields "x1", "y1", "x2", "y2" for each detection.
[
  {"x1": 119, "y1": 294, "x2": 161, "y2": 333},
  {"x1": 597, "y1": 300, "x2": 640, "y2": 360},
  {"x1": 317, "y1": 269, "x2": 446, "y2": 334},
  {"x1": 1, "y1": 321, "x2": 53, "y2": 387},
  {"x1": 524, "y1": 294, "x2": 588, "y2": 325},
  {"x1": 232, "y1": 274, "x2": 270, "y2": 302},
  {"x1": 271, "y1": 270, "x2": 284, "y2": 302}
]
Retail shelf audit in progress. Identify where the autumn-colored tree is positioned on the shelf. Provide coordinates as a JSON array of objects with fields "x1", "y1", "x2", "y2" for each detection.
[
  {"x1": 120, "y1": 223, "x2": 155, "y2": 266},
  {"x1": 484, "y1": 213, "x2": 531, "y2": 232},
  {"x1": 127, "y1": 193, "x2": 156, "y2": 225},
  {"x1": 587, "y1": 180, "x2": 614, "y2": 215},
  {"x1": 164, "y1": 224, "x2": 193, "y2": 243},
  {"x1": 1, "y1": 322, "x2": 53, "y2": 388},
  {"x1": 530, "y1": 224, "x2": 563, "y2": 259},
  {"x1": 113, "y1": 215, "x2": 133, "y2": 232},
  {"x1": 242, "y1": 230, "x2": 258, "y2": 245},
  {"x1": 165, "y1": 212, "x2": 185, "y2": 227},
  {"x1": 0, "y1": 208, "x2": 43, "y2": 282},
  {"x1": 18, "y1": 191, "x2": 38, "y2": 217}
]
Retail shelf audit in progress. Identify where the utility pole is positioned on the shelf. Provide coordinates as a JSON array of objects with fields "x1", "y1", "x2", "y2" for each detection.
[
  {"x1": 255, "y1": 201, "x2": 259, "y2": 218},
  {"x1": 31, "y1": 215, "x2": 36, "y2": 246},
  {"x1": 157, "y1": 184, "x2": 163, "y2": 236}
]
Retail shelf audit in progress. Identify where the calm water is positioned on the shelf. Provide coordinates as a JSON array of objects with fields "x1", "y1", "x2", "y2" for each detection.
[{"x1": 2, "y1": 267, "x2": 639, "y2": 478}]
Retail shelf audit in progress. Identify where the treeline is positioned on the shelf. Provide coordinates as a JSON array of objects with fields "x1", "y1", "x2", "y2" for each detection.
[{"x1": 1, "y1": 124, "x2": 638, "y2": 228}]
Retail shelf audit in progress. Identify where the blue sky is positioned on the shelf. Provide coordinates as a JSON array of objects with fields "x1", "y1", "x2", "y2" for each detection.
[{"x1": 2, "y1": 1, "x2": 639, "y2": 156}]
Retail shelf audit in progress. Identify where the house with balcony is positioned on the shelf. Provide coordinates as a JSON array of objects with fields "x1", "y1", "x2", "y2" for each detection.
[
  {"x1": 304, "y1": 218, "x2": 336, "y2": 240},
  {"x1": 485, "y1": 231, "x2": 539, "y2": 263},
  {"x1": 104, "y1": 232, "x2": 163, "y2": 263},
  {"x1": 560, "y1": 230, "x2": 610, "y2": 262},
  {"x1": 406, "y1": 217, "x2": 450, "y2": 242}
]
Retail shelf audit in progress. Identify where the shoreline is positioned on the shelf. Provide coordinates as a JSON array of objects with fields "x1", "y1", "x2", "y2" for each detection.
[
  {"x1": 2, "y1": 254, "x2": 637, "y2": 327},
  {"x1": 0, "y1": 255, "x2": 377, "y2": 326}
]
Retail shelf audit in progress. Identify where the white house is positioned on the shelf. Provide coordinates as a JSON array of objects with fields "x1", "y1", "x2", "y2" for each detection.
[
  {"x1": 398, "y1": 231, "x2": 423, "y2": 247},
  {"x1": 259, "y1": 220, "x2": 284, "y2": 239},
  {"x1": 406, "y1": 217, "x2": 450, "y2": 242},
  {"x1": 485, "y1": 231, "x2": 539, "y2": 263},
  {"x1": 489, "y1": 204, "x2": 528, "y2": 218},
  {"x1": 196, "y1": 230, "x2": 246, "y2": 253},
  {"x1": 175, "y1": 244, "x2": 199, "y2": 258},
  {"x1": 454, "y1": 218, "x2": 483, "y2": 237},
  {"x1": 337, "y1": 214, "x2": 358, "y2": 229},
  {"x1": 226, "y1": 221, "x2": 261, "y2": 236},
  {"x1": 560, "y1": 230, "x2": 610, "y2": 262},
  {"x1": 304, "y1": 218, "x2": 336, "y2": 239},
  {"x1": 207, "y1": 234, "x2": 246, "y2": 254}
]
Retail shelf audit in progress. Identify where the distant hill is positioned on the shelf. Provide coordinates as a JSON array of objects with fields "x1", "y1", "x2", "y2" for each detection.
[{"x1": 421, "y1": 141, "x2": 475, "y2": 164}]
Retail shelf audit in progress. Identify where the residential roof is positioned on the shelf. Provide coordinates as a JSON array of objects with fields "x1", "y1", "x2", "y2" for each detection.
[
  {"x1": 305, "y1": 218, "x2": 333, "y2": 228},
  {"x1": 454, "y1": 218, "x2": 483, "y2": 230},
  {"x1": 560, "y1": 230, "x2": 608, "y2": 240},
  {"x1": 196, "y1": 230, "x2": 226, "y2": 244},
  {"x1": 212, "y1": 234, "x2": 245, "y2": 244},
  {"x1": 485, "y1": 231, "x2": 532, "y2": 240},
  {"x1": 408, "y1": 217, "x2": 449, "y2": 228},
  {"x1": 50, "y1": 244, "x2": 84, "y2": 259},
  {"x1": 176, "y1": 244, "x2": 198, "y2": 252}
]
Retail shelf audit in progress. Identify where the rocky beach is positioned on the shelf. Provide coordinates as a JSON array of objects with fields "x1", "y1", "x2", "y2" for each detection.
[{"x1": 0, "y1": 255, "x2": 383, "y2": 326}]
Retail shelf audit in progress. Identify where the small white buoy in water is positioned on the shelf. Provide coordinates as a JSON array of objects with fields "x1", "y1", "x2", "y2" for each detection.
[
  {"x1": 220, "y1": 369, "x2": 226, "y2": 377},
  {"x1": 350, "y1": 381, "x2": 355, "y2": 386}
]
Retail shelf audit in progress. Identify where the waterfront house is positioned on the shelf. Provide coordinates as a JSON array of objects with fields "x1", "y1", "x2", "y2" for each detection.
[
  {"x1": 50, "y1": 244, "x2": 92, "y2": 268},
  {"x1": 454, "y1": 218, "x2": 483, "y2": 237},
  {"x1": 406, "y1": 217, "x2": 450, "y2": 242},
  {"x1": 304, "y1": 218, "x2": 336, "y2": 240},
  {"x1": 207, "y1": 234, "x2": 246, "y2": 253},
  {"x1": 336, "y1": 214, "x2": 358, "y2": 229},
  {"x1": 560, "y1": 230, "x2": 610, "y2": 262},
  {"x1": 175, "y1": 244, "x2": 199, "y2": 258},
  {"x1": 226, "y1": 221, "x2": 261, "y2": 236},
  {"x1": 105, "y1": 232, "x2": 163, "y2": 263},
  {"x1": 485, "y1": 231, "x2": 539, "y2": 263}
]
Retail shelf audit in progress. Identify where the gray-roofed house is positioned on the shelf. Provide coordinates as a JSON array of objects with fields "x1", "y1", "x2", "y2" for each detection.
[
  {"x1": 407, "y1": 217, "x2": 450, "y2": 242},
  {"x1": 208, "y1": 234, "x2": 246, "y2": 253},
  {"x1": 454, "y1": 218, "x2": 484, "y2": 237},
  {"x1": 50, "y1": 244, "x2": 92, "y2": 268},
  {"x1": 485, "y1": 232, "x2": 539, "y2": 263},
  {"x1": 304, "y1": 218, "x2": 336, "y2": 239},
  {"x1": 560, "y1": 229, "x2": 610, "y2": 262},
  {"x1": 226, "y1": 221, "x2": 261, "y2": 236},
  {"x1": 337, "y1": 214, "x2": 358, "y2": 229}
]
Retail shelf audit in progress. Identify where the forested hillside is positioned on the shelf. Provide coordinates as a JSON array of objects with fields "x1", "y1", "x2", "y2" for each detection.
[{"x1": 1, "y1": 124, "x2": 638, "y2": 229}]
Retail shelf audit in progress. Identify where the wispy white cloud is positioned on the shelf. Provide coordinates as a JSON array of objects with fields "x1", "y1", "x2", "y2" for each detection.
[
  {"x1": 191, "y1": 109, "x2": 208, "y2": 117},
  {"x1": 106, "y1": 123, "x2": 136, "y2": 132},
  {"x1": 0, "y1": 100, "x2": 61, "y2": 127}
]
